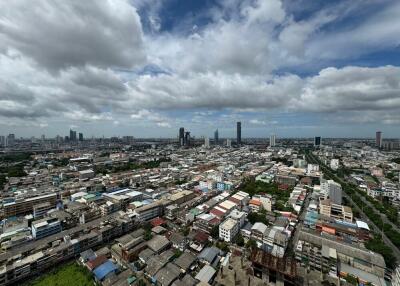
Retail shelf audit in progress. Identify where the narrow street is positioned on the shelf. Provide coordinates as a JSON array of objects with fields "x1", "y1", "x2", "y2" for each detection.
[{"x1": 287, "y1": 189, "x2": 312, "y2": 255}]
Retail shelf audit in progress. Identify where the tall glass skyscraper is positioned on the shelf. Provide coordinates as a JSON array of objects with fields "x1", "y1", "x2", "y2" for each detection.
[{"x1": 237, "y1": 122, "x2": 241, "y2": 145}]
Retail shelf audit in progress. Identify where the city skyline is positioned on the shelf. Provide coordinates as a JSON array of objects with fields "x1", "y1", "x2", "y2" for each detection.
[{"x1": 0, "y1": 1, "x2": 399, "y2": 137}]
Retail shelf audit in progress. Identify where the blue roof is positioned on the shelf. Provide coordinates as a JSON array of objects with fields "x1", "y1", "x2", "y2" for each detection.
[
  {"x1": 198, "y1": 247, "x2": 219, "y2": 263},
  {"x1": 93, "y1": 260, "x2": 118, "y2": 281}
]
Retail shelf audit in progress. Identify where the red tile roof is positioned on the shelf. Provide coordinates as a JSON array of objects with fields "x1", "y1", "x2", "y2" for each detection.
[
  {"x1": 194, "y1": 230, "x2": 209, "y2": 243},
  {"x1": 210, "y1": 208, "x2": 225, "y2": 217},
  {"x1": 249, "y1": 199, "x2": 261, "y2": 206},
  {"x1": 87, "y1": 255, "x2": 107, "y2": 270},
  {"x1": 151, "y1": 217, "x2": 166, "y2": 227}
]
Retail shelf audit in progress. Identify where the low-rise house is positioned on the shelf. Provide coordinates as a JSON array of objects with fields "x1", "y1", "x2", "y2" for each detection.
[
  {"x1": 251, "y1": 222, "x2": 268, "y2": 242},
  {"x1": 172, "y1": 274, "x2": 197, "y2": 286},
  {"x1": 198, "y1": 247, "x2": 220, "y2": 266},
  {"x1": 154, "y1": 262, "x2": 181, "y2": 286},
  {"x1": 87, "y1": 255, "x2": 108, "y2": 271},
  {"x1": 147, "y1": 235, "x2": 171, "y2": 254},
  {"x1": 138, "y1": 248, "x2": 155, "y2": 264},
  {"x1": 169, "y1": 232, "x2": 188, "y2": 251},
  {"x1": 249, "y1": 199, "x2": 262, "y2": 212},
  {"x1": 174, "y1": 251, "x2": 197, "y2": 273},
  {"x1": 93, "y1": 260, "x2": 119, "y2": 282},
  {"x1": 195, "y1": 265, "x2": 216, "y2": 284}
]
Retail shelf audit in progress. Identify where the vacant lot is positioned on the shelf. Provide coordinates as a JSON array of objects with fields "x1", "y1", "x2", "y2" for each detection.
[{"x1": 25, "y1": 262, "x2": 95, "y2": 286}]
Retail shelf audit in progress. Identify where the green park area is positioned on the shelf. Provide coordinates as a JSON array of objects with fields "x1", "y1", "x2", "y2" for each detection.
[
  {"x1": 240, "y1": 178, "x2": 293, "y2": 212},
  {"x1": 24, "y1": 262, "x2": 95, "y2": 286}
]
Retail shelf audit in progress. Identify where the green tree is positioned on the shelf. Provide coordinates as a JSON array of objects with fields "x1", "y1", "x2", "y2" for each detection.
[
  {"x1": 236, "y1": 233, "x2": 244, "y2": 247},
  {"x1": 210, "y1": 225, "x2": 219, "y2": 239},
  {"x1": 246, "y1": 239, "x2": 257, "y2": 250},
  {"x1": 144, "y1": 230, "x2": 153, "y2": 241}
]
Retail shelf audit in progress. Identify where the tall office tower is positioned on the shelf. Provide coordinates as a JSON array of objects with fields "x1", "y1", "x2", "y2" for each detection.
[
  {"x1": 6, "y1": 134, "x2": 15, "y2": 146},
  {"x1": 237, "y1": 122, "x2": 241, "y2": 145},
  {"x1": 0, "y1": 136, "x2": 5, "y2": 147},
  {"x1": 69, "y1": 129, "x2": 77, "y2": 141},
  {"x1": 214, "y1": 129, "x2": 219, "y2": 145},
  {"x1": 376, "y1": 131, "x2": 382, "y2": 148},
  {"x1": 226, "y1": 139, "x2": 231, "y2": 147},
  {"x1": 204, "y1": 137, "x2": 210, "y2": 148},
  {"x1": 79, "y1": 133, "x2": 83, "y2": 141},
  {"x1": 269, "y1": 134, "x2": 276, "y2": 147},
  {"x1": 314, "y1": 136, "x2": 321, "y2": 146},
  {"x1": 41, "y1": 134, "x2": 45, "y2": 141},
  {"x1": 179, "y1": 127, "x2": 185, "y2": 146},
  {"x1": 185, "y1": 131, "x2": 190, "y2": 146}
]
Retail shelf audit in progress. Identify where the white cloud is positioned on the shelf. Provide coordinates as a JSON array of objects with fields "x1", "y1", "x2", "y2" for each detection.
[
  {"x1": 0, "y1": 0, "x2": 146, "y2": 71},
  {"x1": 0, "y1": 0, "x2": 400, "y2": 134},
  {"x1": 249, "y1": 119, "x2": 267, "y2": 125}
]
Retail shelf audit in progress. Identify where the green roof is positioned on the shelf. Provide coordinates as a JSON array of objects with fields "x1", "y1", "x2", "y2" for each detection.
[{"x1": 127, "y1": 276, "x2": 137, "y2": 284}]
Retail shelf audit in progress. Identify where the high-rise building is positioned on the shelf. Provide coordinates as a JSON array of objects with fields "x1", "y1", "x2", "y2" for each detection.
[
  {"x1": 314, "y1": 136, "x2": 321, "y2": 146},
  {"x1": 204, "y1": 137, "x2": 210, "y2": 148},
  {"x1": 179, "y1": 127, "x2": 185, "y2": 146},
  {"x1": 0, "y1": 136, "x2": 5, "y2": 147},
  {"x1": 6, "y1": 134, "x2": 15, "y2": 147},
  {"x1": 79, "y1": 133, "x2": 83, "y2": 141},
  {"x1": 237, "y1": 122, "x2": 241, "y2": 145},
  {"x1": 321, "y1": 179, "x2": 342, "y2": 205},
  {"x1": 226, "y1": 139, "x2": 231, "y2": 147},
  {"x1": 269, "y1": 134, "x2": 276, "y2": 147},
  {"x1": 69, "y1": 129, "x2": 77, "y2": 141},
  {"x1": 214, "y1": 129, "x2": 219, "y2": 145},
  {"x1": 185, "y1": 131, "x2": 190, "y2": 146},
  {"x1": 376, "y1": 131, "x2": 382, "y2": 148}
]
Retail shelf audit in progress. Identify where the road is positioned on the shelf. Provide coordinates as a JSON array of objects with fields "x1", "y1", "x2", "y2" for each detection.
[
  {"x1": 313, "y1": 154, "x2": 400, "y2": 234},
  {"x1": 347, "y1": 187, "x2": 400, "y2": 233},
  {"x1": 306, "y1": 152, "x2": 400, "y2": 260},
  {"x1": 343, "y1": 191, "x2": 400, "y2": 259}
]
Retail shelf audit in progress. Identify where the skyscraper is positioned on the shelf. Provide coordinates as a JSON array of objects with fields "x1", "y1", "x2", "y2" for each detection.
[
  {"x1": 179, "y1": 127, "x2": 185, "y2": 146},
  {"x1": 376, "y1": 131, "x2": 382, "y2": 148},
  {"x1": 269, "y1": 134, "x2": 276, "y2": 147},
  {"x1": 314, "y1": 136, "x2": 321, "y2": 146},
  {"x1": 79, "y1": 133, "x2": 83, "y2": 141},
  {"x1": 185, "y1": 131, "x2": 190, "y2": 146},
  {"x1": 6, "y1": 134, "x2": 15, "y2": 146},
  {"x1": 237, "y1": 122, "x2": 241, "y2": 145},
  {"x1": 214, "y1": 129, "x2": 219, "y2": 145},
  {"x1": 204, "y1": 137, "x2": 210, "y2": 148},
  {"x1": 69, "y1": 129, "x2": 77, "y2": 141}
]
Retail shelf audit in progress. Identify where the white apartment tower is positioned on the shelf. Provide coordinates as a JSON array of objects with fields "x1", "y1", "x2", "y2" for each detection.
[{"x1": 269, "y1": 134, "x2": 276, "y2": 147}]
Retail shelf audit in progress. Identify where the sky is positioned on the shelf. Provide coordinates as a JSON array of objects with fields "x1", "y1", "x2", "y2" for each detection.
[{"x1": 0, "y1": 0, "x2": 400, "y2": 139}]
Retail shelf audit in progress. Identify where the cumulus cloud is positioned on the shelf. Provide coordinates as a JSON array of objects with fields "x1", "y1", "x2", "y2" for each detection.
[
  {"x1": 126, "y1": 72, "x2": 303, "y2": 110},
  {"x1": 0, "y1": 0, "x2": 146, "y2": 71},
  {"x1": 0, "y1": 0, "x2": 399, "y2": 135},
  {"x1": 306, "y1": 1, "x2": 400, "y2": 61},
  {"x1": 249, "y1": 119, "x2": 267, "y2": 125},
  {"x1": 131, "y1": 109, "x2": 171, "y2": 127},
  {"x1": 298, "y1": 66, "x2": 400, "y2": 112}
]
